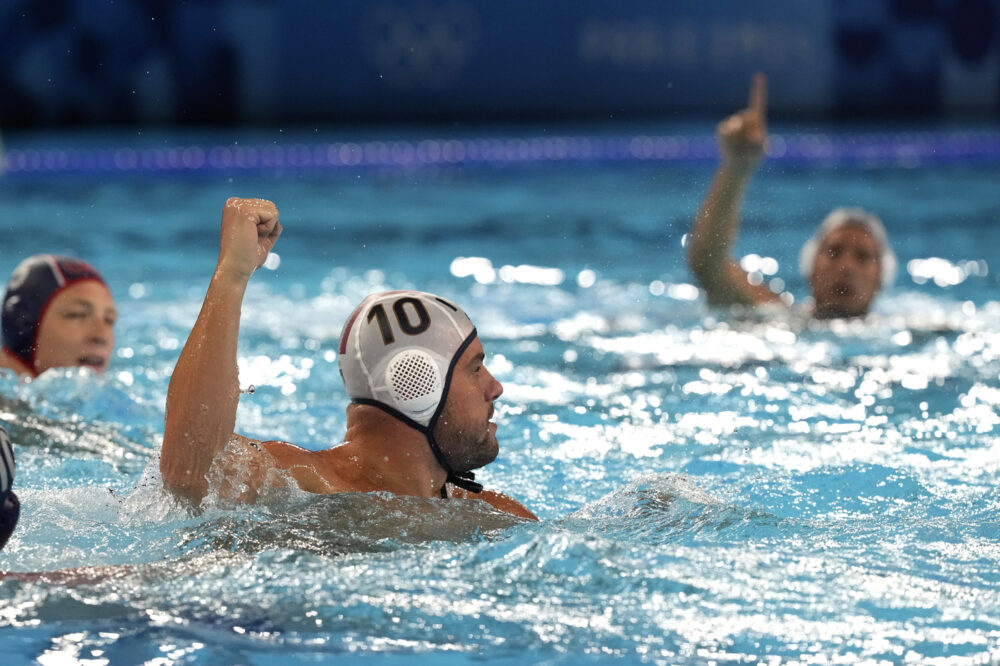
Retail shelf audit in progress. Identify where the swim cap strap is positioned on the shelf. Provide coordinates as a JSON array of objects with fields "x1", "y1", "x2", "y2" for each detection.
[
  {"x1": 351, "y1": 327, "x2": 488, "y2": 496},
  {"x1": 352, "y1": 397, "x2": 484, "y2": 493},
  {"x1": 424, "y1": 427, "x2": 484, "y2": 493},
  {"x1": 352, "y1": 398, "x2": 429, "y2": 434},
  {"x1": 447, "y1": 471, "x2": 483, "y2": 494},
  {"x1": 423, "y1": 329, "x2": 485, "y2": 494}
]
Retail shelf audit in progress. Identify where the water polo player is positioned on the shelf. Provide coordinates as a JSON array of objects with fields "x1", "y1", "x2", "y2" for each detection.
[
  {"x1": 687, "y1": 73, "x2": 896, "y2": 319},
  {"x1": 159, "y1": 198, "x2": 535, "y2": 520},
  {"x1": 0, "y1": 425, "x2": 19, "y2": 549},
  {"x1": 1, "y1": 255, "x2": 116, "y2": 377}
]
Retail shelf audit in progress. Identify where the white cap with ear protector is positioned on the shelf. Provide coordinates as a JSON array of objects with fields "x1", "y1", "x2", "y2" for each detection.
[
  {"x1": 338, "y1": 291, "x2": 476, "y2": 428},
  {"x1": 799, "y1": 207, "x2": 897, "y2": 286}
]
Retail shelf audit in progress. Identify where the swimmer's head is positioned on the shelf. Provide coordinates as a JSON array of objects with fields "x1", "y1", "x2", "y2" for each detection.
[
  {"x1": 799, "y1": 208, "x2": 896, "y2": 318},
  {"x1": 2, "y1": 255, "x2": 114, "y2": 375},
  {"x1": 338, "y1": 290, "x2": 490, "y2": 491},
  {"x1": 339, "y1": 290, "x2": 477, "y2": 427},
  {"x1": 0, "y1": 425, "x2": 19, "y2": 550}
]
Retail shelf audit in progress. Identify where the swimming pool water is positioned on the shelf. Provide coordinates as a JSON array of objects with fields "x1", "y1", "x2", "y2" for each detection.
[{"x1": 1, "y1": 124, "x2": 1000, "y2": 663}]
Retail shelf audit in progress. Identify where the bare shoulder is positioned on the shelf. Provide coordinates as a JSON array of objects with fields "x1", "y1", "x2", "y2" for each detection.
[
  {"x1": 257, "y1": 438, "x2": 356, "y2": 494},
  {"x1": 256, "y1": 437, "x2": 314, "y2": 464},
  {"x1": 450, "y1": 485, "x2": 538, "y2": 521}
]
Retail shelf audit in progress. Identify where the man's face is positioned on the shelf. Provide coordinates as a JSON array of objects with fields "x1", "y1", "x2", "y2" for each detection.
[
  {"x1": 33, "y1": 281, "x2": 117, "y2": 375},
  {"x1": 433, "y1": 337, "x2": 504, "y2": 473},
  {"x1": 809, "y1": 223, "x2": 882, "y2": 319}
]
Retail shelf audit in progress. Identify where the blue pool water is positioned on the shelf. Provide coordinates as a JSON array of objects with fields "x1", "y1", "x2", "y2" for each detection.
[{"x1": 1, "y1": 124, "x2": 1000, "y2": 663}]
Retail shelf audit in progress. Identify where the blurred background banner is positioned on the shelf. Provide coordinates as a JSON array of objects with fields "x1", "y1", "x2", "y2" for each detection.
[{"x1": 0, "y1": 0, "x2": 997, "y2": 126}]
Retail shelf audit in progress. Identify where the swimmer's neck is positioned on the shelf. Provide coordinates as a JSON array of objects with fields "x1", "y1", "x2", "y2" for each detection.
[{"x1": 331, "y1": 404, "x2": 449, "y2": 498}]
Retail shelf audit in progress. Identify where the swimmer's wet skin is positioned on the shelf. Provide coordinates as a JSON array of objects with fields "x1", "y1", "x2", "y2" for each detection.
[{"x1": 159, "y1": 198, "x2": 535, "y2": 521}]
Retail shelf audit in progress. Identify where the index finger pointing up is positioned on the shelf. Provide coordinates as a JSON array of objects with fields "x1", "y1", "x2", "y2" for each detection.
[{"x1": 748, "y1": 72, "x2": 768, "y2": 118}]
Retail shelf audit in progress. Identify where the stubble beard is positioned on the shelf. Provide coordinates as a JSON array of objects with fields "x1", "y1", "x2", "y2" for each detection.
[{"x1": 433, "y1": 409, "x2": 499, "y2": 474}]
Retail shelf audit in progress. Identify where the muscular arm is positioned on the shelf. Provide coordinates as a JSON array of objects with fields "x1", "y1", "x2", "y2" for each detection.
[
  {"x1": 687, "y1": 73, "x2": 781, "y2": 308},
  {"x1": 160, "y1": 198, "x2": 282, "y2": 505}
]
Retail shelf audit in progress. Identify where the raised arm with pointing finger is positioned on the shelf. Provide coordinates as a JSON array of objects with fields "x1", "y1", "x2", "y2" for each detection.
[
  {"x1": 687, "y1": 73, "x2": 897, "y2": 319},
  {"x1": 687, "y1": 72, "x2": 781, "y2": 309}
]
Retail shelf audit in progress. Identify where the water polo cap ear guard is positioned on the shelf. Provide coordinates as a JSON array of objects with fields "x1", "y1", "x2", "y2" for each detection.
[
  {"x1": 0, "y1": 425, "x2": 19, "y2": 550},
  {"x1": 2, "y1": 254, "x2": 107, "y2": 367},
  {"x1": 799, "y1": 207, "x2": 898, "y2": 287},
  {"x1": 338, "y1": 291, "x2": 483, "y2": 494}
]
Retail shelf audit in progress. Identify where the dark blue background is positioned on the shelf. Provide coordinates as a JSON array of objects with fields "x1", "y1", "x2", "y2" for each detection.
[{"x1": 0, "y1": 0, "x2": 998, "y2": 126}]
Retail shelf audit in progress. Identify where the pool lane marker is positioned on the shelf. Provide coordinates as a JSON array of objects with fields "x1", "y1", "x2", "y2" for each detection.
[{"x1": 3, "y1": 130, "x2": 1000, "y2": 175}]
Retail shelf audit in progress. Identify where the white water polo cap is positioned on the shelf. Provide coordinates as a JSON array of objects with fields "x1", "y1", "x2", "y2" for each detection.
[
  {"x1": 338, "y1": 291, "x2": 477, "y2": 429},
  {"x1": 799, "y1": 207, "x2": 897, "y2": 286}
]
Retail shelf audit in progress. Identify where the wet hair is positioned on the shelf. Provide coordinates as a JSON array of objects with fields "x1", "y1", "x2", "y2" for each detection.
[
  {"x1": 2, "y1": 255, "x2": 107, "y2": 368},
  {"x1": 338, "y1": 290, "x2": 482, "y2": 493},
  {"x1": 0, "y1": 425, "x2": 18, "y2": 550},
  {"x1": 799, "y1": 207, "x2": 897, "y2": 286}
]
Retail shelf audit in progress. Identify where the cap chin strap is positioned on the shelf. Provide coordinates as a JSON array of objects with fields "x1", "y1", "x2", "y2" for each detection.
[
  {"x1": 425, "y1": 434, "x2": 483, "y2": 496},
  {"x1": 441, "y1": 473, "x2": 482, "y2": 497},
  {"x1": 353, "y1": 329, "x2": 484, "y2": 497},
  {"x1": 422, "y1": 329, "x2": 483, "y2": 495},
  {"x1": 351, "y1": 399, "x2": 484, "y2": 495}
]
